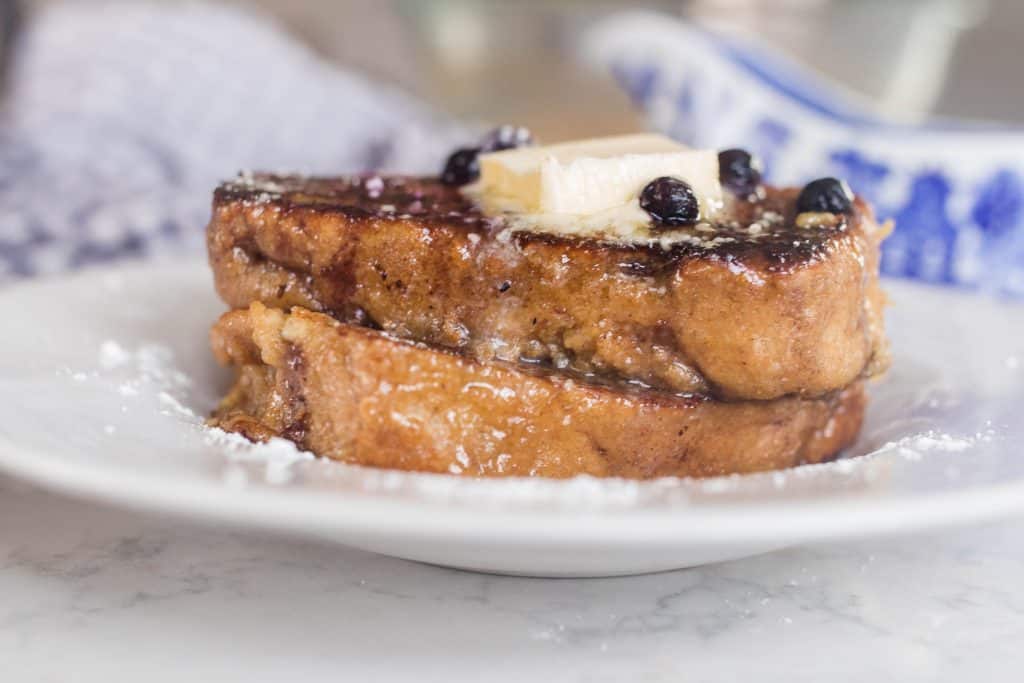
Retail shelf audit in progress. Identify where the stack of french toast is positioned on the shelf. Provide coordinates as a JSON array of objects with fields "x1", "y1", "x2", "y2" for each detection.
[{"x1": 206, "y1": 130, "x2": 888, "y2": 479}]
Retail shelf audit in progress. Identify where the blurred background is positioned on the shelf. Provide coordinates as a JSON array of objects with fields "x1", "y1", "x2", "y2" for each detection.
[
  {"x1": 2, "y1": 0, "x2": 1024, "y2": 291},
  {"x1": 9, "y1": 0, "x2": 1023, "y2": 139}
]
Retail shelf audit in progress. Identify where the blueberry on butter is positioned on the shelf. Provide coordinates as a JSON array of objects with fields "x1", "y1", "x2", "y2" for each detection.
[
  {"x1": 640, "y1": 177, "x2": 700, "y2": 227},
  {"x1": 481, "y1": 125, "x2": 533, "y2": 152},
  {"x1": 718, "y1": 148, "x2": 762, "y2": 195},
  {"x1": 441, "y1": 147, "x2": 480, "y2": 186},
  {"x1": 796, "y1": 177, "x2": 854, "y2": 214}
]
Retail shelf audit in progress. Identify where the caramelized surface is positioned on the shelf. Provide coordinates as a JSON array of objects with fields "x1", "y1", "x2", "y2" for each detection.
[
  {"x1": 210, "y1": 304, "x2": 865, "y2": 479},
  {"x1": 209, "y1": 173, "x2": 888, "y2": 399}
]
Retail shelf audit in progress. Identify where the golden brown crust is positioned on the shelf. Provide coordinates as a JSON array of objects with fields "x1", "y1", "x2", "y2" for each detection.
[
  {"x1": 208, "y1": 174, "x2": 888, "y2": 401},
  {"x1": 209, "y1": 304, "x2": 865, "y2": 480}
]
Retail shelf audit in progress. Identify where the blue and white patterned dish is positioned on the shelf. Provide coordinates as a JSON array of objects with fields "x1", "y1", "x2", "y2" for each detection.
[{"x1": 583, "y1": 12, "x2": 1024, "y2": 295}]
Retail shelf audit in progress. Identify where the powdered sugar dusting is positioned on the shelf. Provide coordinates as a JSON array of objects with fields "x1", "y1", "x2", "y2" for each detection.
[
  {"x1": 157, "y1": 390, "x2": 194, "y2": 419},
  {"x1": 203, "y1": 427, "x2": 315, "y2": 485},
  {"x1": 73, "y1": 338, "x2": 318, "y2": 487},
  {"x1": 68, "y1": 333, "x2": 1003, "y2": 509},
  {"x1": 875, "y1": 431, "x2": 978, "y2": 462},
  {"x1": 99, "y1": 340, "x2": 131, "y2": 369}
]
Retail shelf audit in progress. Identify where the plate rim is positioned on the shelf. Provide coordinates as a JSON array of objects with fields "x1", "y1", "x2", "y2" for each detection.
[{"x1": 2, "y1": 427, "x2": 1024, "y2": 546}]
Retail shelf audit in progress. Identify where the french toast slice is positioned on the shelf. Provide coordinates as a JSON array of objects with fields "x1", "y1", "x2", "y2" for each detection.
[
  {"x1": 210, "y1": 303, "x2": 865, "y2": 479},
  {"x1": 209, "y1": 174, "x2": 887, "y2": 401}
]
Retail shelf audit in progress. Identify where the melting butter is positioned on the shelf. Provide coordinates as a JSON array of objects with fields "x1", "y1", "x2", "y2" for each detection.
[{"x1": 472, "y1": 133, "x2": 724, "y2": 245}]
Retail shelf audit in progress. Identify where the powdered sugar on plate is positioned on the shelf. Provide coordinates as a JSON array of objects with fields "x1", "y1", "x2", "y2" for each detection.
[
  {"x1": 66, "y1": 327, "x2": 1007, "y2": 511},
  {"x1": 204, "y1": 427, "x2": 315, "y2": 486},
  {"x1": 8, "y1": 264, "x2": 1023, "y2": 573},
  {"x1": 66, "y1": 337, "x2": 321, "y2": 487}
]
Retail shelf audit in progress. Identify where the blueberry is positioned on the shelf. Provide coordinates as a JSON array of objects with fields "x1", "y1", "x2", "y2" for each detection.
[
  {"x1": 718, "y1": 148, "x2": 762, "y2": 195},
  {"x1": 480, "y1": 125, "x2": 533, "y2": 152},
  {"x1": 796, "y1": 177, "x2": 854, "y2": 214},
  {"x1": 640, "y1": 177, "x2": 700, "y2": 227},
  {"x1": 441, "y1": 147, "x2": 480, "y2": 186}
]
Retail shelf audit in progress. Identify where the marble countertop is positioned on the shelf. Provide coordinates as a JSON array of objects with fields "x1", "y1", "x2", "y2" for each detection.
[{"x1": 1, "y1": 474, "x2": 1022, "y2": 682}]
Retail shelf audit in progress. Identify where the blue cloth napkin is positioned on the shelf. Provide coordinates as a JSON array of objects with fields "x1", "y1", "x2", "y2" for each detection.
[{"x1": 0, "y1": 4, "x2": 463, "y2": 283}]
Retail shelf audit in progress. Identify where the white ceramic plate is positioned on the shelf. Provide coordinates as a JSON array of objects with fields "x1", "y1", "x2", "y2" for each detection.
[{"x1": 0, "y1": 262, "x2": 1022, "y2": 576}]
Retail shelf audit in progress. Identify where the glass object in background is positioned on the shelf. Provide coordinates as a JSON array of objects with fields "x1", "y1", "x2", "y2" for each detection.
[
  {"x1": 20, "y1": 0, "x2": 1023, "y2": 128},
  {"x1": 402, "y1": 0, "x2": 653, "y2": 140},
  {"x1": 688, "y1": 0, "x2": 988, "y2": 122},
  {"x1": 389, "y1": 0, "x2": 1015, "y2": 138},
  {"x1": 401, "y1": 0, "x2": 1001, "y2": 137}
]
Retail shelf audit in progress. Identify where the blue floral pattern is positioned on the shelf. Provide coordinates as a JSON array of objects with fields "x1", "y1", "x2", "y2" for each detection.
[{"x1": 585, "y1": 11, "x2": 1024, "y2": 295}]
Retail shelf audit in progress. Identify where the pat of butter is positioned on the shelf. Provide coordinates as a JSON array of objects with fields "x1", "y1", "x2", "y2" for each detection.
[{"x1": 478, "y1": 134, "x2": 722, "y2": 217}]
